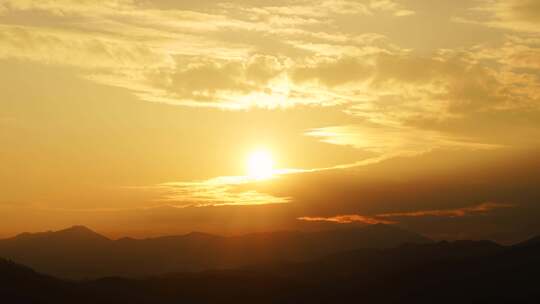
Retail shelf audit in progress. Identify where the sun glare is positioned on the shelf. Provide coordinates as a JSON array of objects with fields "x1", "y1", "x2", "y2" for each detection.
[{"x1": 247, "y1": 150, "x2": 274, "y2": 180}]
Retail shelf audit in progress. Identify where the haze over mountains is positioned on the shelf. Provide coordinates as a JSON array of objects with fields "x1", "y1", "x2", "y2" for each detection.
[
  {"x1": 0, "y1": 224, "x2": 431, "y2": 279},
  {"x1": 1, "y1": 226, "x2": 539, "y2": 304}
]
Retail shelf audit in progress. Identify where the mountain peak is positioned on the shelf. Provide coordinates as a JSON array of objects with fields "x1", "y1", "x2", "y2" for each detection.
[
  {"x1": 59, "y1": 225, "x2": 95, "y2": 233},
  {"x1": 12, "y1": 226, "x2": 109, "y2": 242},
  {"x1": 54, "y1": 225, "x2": 109, "y2": 241}
]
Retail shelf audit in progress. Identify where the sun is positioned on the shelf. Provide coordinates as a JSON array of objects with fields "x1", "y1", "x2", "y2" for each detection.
[{"x1": 246, "y1": 149, "x2": 274, "y2": 180}]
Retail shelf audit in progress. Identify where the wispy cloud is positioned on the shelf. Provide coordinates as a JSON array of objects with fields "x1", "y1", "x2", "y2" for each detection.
[
  {"x1": 297, "y1": 214, "x2": 395, "y2": 224},
  {"x1": 305, "y1": 124, "x2": 502, "y2": 160},
  {"x1": 1, "y1": 0, "x2": 538, "y2": 131},
  {"x1": 140, "y1": 155, "x2": 414, "y2": 208},
  {"x1": 0, "y1": 0, "x2": 418, "y2": 111},
  {"x1": 298, "y1": 202, "x2": 515, "y2": 224},
  {"x1": 378, "y1": 202, "x2": 515, "y2": 218},
  {"x1": 145, "y1": 176, "x2": 291, "y2": 207},
  {"x1": 459, "y1": 0, "x2": 540, "y2": 33}
]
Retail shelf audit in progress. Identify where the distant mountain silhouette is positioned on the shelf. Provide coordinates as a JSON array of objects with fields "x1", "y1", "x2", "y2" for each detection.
[
  {"x1": 0, "y1": 258, "x2": 74, "y2": 303},
  {"x1": 515, "y1": 235, "x2": 540, "y2": 248},
  {"x1": 13, "y1": 225, "x2": 110, "y2": 243},
  {"x1": 1, "y1": 237, "x2": 540, "y2": 303},
  {"x1": 0, "y1": 224, "x2": 431, "y2": 279}
]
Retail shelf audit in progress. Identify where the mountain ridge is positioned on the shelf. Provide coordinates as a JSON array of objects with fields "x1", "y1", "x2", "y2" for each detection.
[
  {"x1": 11, "y1": 225, "x2": 110, "y2": 242},
  {"x1": 2, "y1": 237, "x2": 540, "y2": 303},
  {"x1": 0, "y1": 224, "x2": 432, "y2": 279}
]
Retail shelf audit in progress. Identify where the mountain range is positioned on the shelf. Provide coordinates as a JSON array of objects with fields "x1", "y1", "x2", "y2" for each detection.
[
  {"x1": 0, "y1": 224, "x2": 431, "y2": 279},
  {"x1": 1, "y1": 229, "x2": 539, "y2": 303}
]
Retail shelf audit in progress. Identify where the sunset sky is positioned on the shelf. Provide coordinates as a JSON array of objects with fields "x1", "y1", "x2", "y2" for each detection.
[{"x1": 1, "y1": 0, "x2": 539, "y2": 242}]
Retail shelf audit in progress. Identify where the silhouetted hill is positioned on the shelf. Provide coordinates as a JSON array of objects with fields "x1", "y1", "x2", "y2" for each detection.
[
  {"x1": 234, "y1": 239, "x2": 505, "y2": 282},
  {"x1": 13, "y1": 225, "x2": 110, "y2": 242},
  {"x1": 0, "y1": 224, "x2": 431, "y2": 279},
  {"x1": 515, "y1": 235, "x2": 540, "y2": 248},
  {"x1": 0, "y1": 258, "x2": 75, "y2": 303},
  {"x1": 1, "y1": 238, "x2": 540, "y2": 303}
]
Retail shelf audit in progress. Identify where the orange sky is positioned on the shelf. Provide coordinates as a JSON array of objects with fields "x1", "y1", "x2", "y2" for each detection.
[{"x1": 1, "y1": 0, "x2": 540, "y2": 243}]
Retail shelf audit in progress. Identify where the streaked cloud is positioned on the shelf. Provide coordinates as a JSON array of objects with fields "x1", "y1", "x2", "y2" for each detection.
[
  {"x1": 148, "y1": 176, "x2": 291, "y2": 207},
  {"x1": 378, "y1": 202, "x2": 515, "y2": 218},
  {"x1": 1, "y1": 0, "x2": 538, "y2": 123},
  {"x1": 462, "y1": 0, "x2": 540, "y2": 33},
  {"x1": 297, "y1": 214, "x2": 395, "y2": 225},
  {"x1": 306, "y1": 124, "x2": 501, "y2": 158},
  {"x1": 298, "y1": 202, "x2": 515, "y2": 224},
  {"x1": 0, "y1": 25, "x2": 170, "y2": 69},
  {"x1": 0, "y1": 0, "x2": 419, "y2": 110}
]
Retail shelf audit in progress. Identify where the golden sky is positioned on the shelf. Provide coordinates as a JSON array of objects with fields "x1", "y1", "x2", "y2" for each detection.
[{"x1": 1, "y1": 0, "x2": 540, "y2": 242}]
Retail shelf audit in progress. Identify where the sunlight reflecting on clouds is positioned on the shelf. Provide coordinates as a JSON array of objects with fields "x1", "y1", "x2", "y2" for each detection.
[{"x1": 155, "y1": 176, "x2": 290, "y2": 207}]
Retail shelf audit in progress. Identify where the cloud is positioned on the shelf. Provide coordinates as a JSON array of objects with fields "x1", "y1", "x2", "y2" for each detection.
[
  {"x1": 1, "y1": 0, "x2": 134, "y2": 15},
  {"x1": 292, "y1": 56, "x2": 374, "y2": 87},
  {"x1": 465, "y1": 0, "x2": 540, "y2": 33},
  {"x1": 298, "y1": 202, "x2": 514, "y2": 225},
  {"x1": 297, "y1": 214, "x2": 395, "y2": 224},
  {"x1": 286, "y1": 48, "x2": 538, "y2": 132},
  {"x1": 305, "y1": 123, "x2": 501, "y2": 157},
  {"x1": 0, "y1": 0, "x2": 422, "y2": 111},
  {"x1": 0, "y1": 0, "x2": 536, "y2": 128},
  {"x1": 378, "y1": 202, "x2": 515, "y2": 218},
  {"x1": 143, "y1": 176, "x2": 291, "y2": 207},
  {"x1": 149, "y1": 0, "x2": 415, "y2": 19},
  {"x1": 141, "y1": 55, "x2": 287, "y2": 107},
  {"x1": 0, "y1": 25, "x2": 170, "y2": 69}
]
